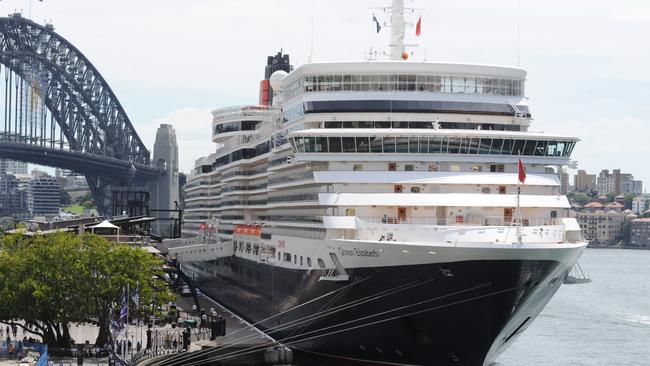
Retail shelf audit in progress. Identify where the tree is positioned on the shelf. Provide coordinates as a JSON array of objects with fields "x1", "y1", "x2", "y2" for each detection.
[
  {"x1": 60, "y1": 189, "x2": 72, "y2": 205},
  {"x1": 624, "y1": 193, "x2": 635, "y2": 210},
  {"x1": 0, "y1": 232, "x2": 172, "y2": 347},
  {"x1": 567, "y1": 192, "x2": 592, "y2": 206},
  {"x1": 75, "y1": 193, "x2": 96, "y2": 209}
]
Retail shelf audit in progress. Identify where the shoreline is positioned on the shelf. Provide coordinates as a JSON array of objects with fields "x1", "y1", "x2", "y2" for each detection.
[{"x1": 587, "y1": 245, "x2": 649, "y2": 251}]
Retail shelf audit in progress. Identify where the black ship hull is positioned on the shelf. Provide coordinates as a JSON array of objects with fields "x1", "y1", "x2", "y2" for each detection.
[{"x1": 183, "y1": 256, "x2": 565, "y2": 366}]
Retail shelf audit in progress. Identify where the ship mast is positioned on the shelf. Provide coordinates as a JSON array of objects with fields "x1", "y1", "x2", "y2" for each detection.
[{"x1": 389, "y1": 0, "x2": 406, "y2": 60}]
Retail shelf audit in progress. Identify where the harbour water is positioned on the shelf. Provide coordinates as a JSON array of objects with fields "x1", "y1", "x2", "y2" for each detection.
[{"x1": 497, "y1": 248, "x2": 650, "y2": 366}]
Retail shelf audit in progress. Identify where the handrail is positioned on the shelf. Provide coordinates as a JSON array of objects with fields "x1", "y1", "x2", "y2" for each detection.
[{"x1": 358, "y1": 216, "x2": 563, "y2": 227}]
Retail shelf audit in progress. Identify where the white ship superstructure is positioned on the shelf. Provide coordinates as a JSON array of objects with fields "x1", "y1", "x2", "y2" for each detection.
[{"x1": 177, "y1": 7, "x2": 586, "y2": 366}]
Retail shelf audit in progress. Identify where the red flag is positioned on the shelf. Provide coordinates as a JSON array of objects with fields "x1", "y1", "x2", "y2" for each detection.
[
  {"x1": 518, "y1": 159, "x2": 526, "y2": 184},
  {"x1": 415, "y1": 16, "x2": 421, "y2": 36}
]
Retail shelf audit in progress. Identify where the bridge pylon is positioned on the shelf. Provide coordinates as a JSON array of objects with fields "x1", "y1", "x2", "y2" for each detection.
[{"x1": 149, "y1": 124, "x2": 180, "y2": 237}]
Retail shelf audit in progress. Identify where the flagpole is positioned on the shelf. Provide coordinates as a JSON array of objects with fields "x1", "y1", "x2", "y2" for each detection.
[
  {"x1": 516, "y1": 152, "x2": 524, "y2": 244},
  {"x1": 125, "y1": 282, "x2": 129, "y2": 360}
]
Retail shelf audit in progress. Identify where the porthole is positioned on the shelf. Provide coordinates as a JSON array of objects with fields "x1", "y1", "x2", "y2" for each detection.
[
  {"x1": 307, "y1": 257, "x2": 312, "y2": 267},
  {"x1": 317, "y1": 258, "x2": 326, "y2": 268}
]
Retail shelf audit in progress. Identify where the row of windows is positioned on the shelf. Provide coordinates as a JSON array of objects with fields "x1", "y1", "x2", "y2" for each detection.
[
  {"x1": 283, "y1": 100, "x2": 529, "y2": 124},
  {"x1": 284, "y1": 74, "x2": 524, "y2": 100},
  {"x1": 195, "y1": 141, "x2": 271, "y2": 174},
  {"x1": 213, "y1": 120, "x2": 259, "y2": 135},
  {"x1": 323, "y1": 121, "x2": 521, "y2": 131},
  {"x1": 291, "y1": 136, "x2": 576, "y2": 157}
]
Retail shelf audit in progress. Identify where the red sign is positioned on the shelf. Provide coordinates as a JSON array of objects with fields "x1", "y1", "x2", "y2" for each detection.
[{"x1": 234, "y1": 224, "x2": 262, "y2": 236}]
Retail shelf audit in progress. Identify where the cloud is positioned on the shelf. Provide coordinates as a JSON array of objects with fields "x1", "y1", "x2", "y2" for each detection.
[
  {"x1": 561, "y1": 116, "x2": 650, "y2": 187},
  {"x1": 1, "y1": 0, "x2": 647, "y2": 189}
]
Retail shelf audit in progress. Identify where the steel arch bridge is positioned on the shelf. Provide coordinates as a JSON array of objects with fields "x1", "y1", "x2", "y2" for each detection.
[{"x1": 0, "y1": 14, "x2": 164, "y2": 216}]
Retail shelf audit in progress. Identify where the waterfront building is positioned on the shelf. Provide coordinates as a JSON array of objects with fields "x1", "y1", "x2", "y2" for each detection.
[
  {"x1": 28, "y1": 175, "x2": 61, "y2": 216},
  {"x1": 573, "y1": 169, "x2": 596, "y2": 193},
  {"x1": 630, "y1": 218, "x2": 650, "y2": 248},
  {"x1": 576, "y1": 208, "x2": 625, "y2": 246}
]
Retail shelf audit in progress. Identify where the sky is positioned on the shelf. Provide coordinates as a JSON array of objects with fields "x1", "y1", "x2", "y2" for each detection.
[{"x1": 1, "y1": 0, "x2": 649, "y2": 186}]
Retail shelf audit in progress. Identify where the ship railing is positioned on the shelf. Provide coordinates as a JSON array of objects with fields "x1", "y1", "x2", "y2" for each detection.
[
  {"x1": 212, "y1": 105, "x2": 277, "y2": 123},
  {"x1": 358, "y1": 216, "x2": 563, "y2": 227}
]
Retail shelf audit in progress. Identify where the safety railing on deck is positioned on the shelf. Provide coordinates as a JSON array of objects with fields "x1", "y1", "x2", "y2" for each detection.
[{"x1": 359, "y1": 216, "x2": 563, "y2": 227}]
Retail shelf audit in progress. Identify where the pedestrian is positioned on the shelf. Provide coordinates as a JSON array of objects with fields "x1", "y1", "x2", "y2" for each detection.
[
  {"x1": 0, "y1": 326, "x2": 3, "y2": 337},
  {"x1": 11, "y1": 324, "x2": 16, "y2": 337},
  {"x1": 7, "y1": 343, "x2": 14, "y2": 358}
]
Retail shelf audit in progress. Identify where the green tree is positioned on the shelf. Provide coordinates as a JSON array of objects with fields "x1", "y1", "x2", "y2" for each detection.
[
  {"x1": 0, "y1": 232, "x2": 172, "y2": 347},
  {"x1": 624, "y1": 193, "x2": 635, "y2": 210},
  {"x1": 75, "y1": 193, "x2": 96, "y2": 209},
  {"x1": 567, "y1": 192, "x2": 592, "y2": 206},
  {"x1": 60, "y1": 189, "x2": 72, "y2": 205}
]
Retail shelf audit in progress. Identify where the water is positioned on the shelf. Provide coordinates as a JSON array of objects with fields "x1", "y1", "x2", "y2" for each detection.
[{"x1": 497, "y1": 248, "x2": 650, "y2": 366}]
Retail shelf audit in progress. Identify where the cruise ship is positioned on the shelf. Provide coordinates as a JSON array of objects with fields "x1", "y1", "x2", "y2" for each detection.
[{"x1": 175, "y1": 3, "x2": 587, "y2": 365}]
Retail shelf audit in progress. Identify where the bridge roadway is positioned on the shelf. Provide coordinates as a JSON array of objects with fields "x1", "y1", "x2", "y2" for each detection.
[{"x1": 0, "y1": 141, "x2": 161, "y2": 178}]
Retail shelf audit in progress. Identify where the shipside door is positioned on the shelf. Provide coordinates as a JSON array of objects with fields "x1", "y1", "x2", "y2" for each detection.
[{"x1": 504, "y1": 207, "x2": 513, "y2": 224}]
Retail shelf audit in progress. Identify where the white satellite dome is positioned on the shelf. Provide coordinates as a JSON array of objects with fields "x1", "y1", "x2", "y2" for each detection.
[{"x1": 269, "y1": 70, "x2": 288, "y2": 91}]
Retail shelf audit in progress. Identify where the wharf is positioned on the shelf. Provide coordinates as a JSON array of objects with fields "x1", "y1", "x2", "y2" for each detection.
[{"x1": 136, "y1": 292, "x2": 289, "y2": 366}]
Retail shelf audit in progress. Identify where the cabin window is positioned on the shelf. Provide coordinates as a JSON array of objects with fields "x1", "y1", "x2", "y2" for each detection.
[
  {"x1": 410, "y1": 187, "x2": 421, "y2": 193},
  {"x1": 498, "y1": 186, "x2": 506, "y2": 194},
  {"x1": 345, "y1": 208, "x2": 356, "y2": 216},
  {"x1": 307, "y1": 257, "x2": 312, "y2": 267},
  {"x1": 450, "y1": 165, "x2": 460, "y2": 172},
  {"x1": 481, "y1": 187, "x2": 491, "y2": 194},
  {"x1": 490, "y1": 164, "x2": 505, "y2": 172},
  {"x1": 353, "y1": 164, "x2": 363, "y2": 171},
  {"x1": 394, "y1": 184, "x2": 403, "y2": 193},
  {"x1": 284, "y1": 253, "x2": 292, "y2": 262},
  {"x1": 300, "y1": 256, "x2": 303, "y2": 266},
  {"x1": 317, "y1": 258, "x2": 326, "y2": 268},
  {"x1": 405, "y1": 164, "x2": 414, "y2": 171}
]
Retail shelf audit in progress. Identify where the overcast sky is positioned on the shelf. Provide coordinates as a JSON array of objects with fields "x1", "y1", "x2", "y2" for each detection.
[{"x1": 2, "y1": 0, "x2": 649, "y2": 186}]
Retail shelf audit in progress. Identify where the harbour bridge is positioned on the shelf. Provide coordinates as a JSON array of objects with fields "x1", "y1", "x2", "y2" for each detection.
[{"x1": 0, "y1": 14, "x2": 179, "y2": 226}]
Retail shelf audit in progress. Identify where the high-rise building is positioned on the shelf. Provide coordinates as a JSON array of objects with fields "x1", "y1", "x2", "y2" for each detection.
[
  {"x1": 573, "y1": 169, "x2": 596, "y2": 193},
  {"x1": 0, "y1": 174, "x2": 30, "y2": 216},
  {"x1": 596, "y1": 169, "x2": 641, "y2": 195},
  {"x1": 28, "y1": 175, "x2": 61, "y2": 216},
  {"x1": 633, "y1": 180, "x2": 643, "y2": 195},
  {"x1": 0, "y1": 159, "x2": 28, "y2": 176}
]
